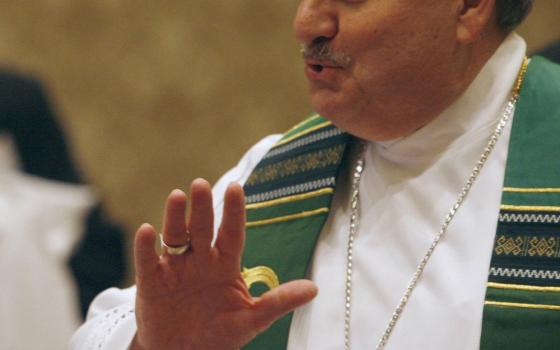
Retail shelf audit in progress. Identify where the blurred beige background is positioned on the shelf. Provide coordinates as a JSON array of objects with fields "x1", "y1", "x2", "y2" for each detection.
[{"x1": 0, "y1": 1, "x2": 558, "y2": 283}]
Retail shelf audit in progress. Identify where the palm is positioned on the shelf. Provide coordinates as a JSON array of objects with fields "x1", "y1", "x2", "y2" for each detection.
[{"x1": 132, "y1": 180, "x2": 316, "y2": 350}]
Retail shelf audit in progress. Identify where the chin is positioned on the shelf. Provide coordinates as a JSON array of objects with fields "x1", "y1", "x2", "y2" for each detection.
[
  {"x1": 310, "y1": 93, "x2": 404, "y2": 142},
  {"x1": 309, "y1": 90, "x2": 352, "y2": 123}
]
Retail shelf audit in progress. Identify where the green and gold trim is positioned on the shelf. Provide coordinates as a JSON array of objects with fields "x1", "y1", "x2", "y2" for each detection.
[
  {"x1": 484, "y1": 301, "x2": 560, "y2": 311},
  {"x1": 502, "y1": 186, "x2": 560, "y2": 207},
  {"x1": 274, "y1": 114, "x2": 330, "y2": 147},
  {"x1": 481, "y1": 57, "x2": 560, "y2": 349},
  {"x1": 245, "y1": 143, "x2": 345, "y2": 186},
  {"x1": 241, "y1": 266, "x2": 280, "y2": 290},
  {"x1": 493, "y1": 234, "x2": 560, "y2": 258},
  {"x1": 245, "y1": 188, "x2": 334, "y2": 210},
  {"x1": 485, "y1": 282, "x2": 560, "y2": 310},
  {"x1": 241, "y1": 113, "x2": 350, "y2": 350},
  {"x1": 246, "y1": 207, "x2": 329, "y2": 228},
  {"x1": 488, "y1": 282, "x2": 560, "y2": 293},
  {"x1": 504, "y1": 187, "x2": 560, "y2": 193},
  {"x1": 500, "y1": 204, "x2": 560, "y2": 212}
]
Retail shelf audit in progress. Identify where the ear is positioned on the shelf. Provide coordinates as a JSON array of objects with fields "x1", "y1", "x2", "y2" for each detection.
[{"x1": 456, "y1": 0, "x2": 496, "y2": 43}]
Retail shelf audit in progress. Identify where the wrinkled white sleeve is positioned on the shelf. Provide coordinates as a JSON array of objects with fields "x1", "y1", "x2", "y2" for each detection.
[{"x1": 70, "y1": 134, "x2": 282, "y2": 350}]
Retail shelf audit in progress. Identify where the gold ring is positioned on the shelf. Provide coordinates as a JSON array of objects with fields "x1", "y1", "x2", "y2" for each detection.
[{"x1": 159, "y1": 234, "x2": 190, "y2": 255}]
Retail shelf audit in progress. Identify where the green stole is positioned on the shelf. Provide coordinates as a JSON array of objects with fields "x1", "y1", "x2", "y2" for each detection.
[{"x1": 241, "y1": 56, "x2": 560, "y2": 350}]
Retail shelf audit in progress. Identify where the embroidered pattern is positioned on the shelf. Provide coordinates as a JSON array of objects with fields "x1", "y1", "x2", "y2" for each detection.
[
  {"x1": 84, "y1": 306, "x2": 135, "y2": 349},
  {"x1": 242, "y1": 266, "x2": 280, "y2": 290},
  {"x1": 264, "y1": 127, "x2": 344, "y2": 160},
  {"x1": 245, "y1": 144, "x2": 345, "y2": 186},
  {"x1": 494, "y1": 234, "x2": 560, "y2": 258},
  {"x1": 499, "y1": 212, "x2": 560, "y2": 224},
  {"x1": 528, "y1": 237, "x2": 558, "y2": 257},
  {"x1": 245, "y1": 188, "x2": 333, "y2": 210},
  {"x1": 494, "y1": 235, "x2": 525, "y2": 256},
  {"x1": 490, "y1": 207, "x2": 560, "y2": 286},
  {"x1": 243, "y1": 114, "x2": 348, "y2": 238},
  {"x1": 246, "y1": 177, "x2": 336, "y2": 204},
  {"x1": 489, "y1": 267, "x2": 560, "y2": 281}
]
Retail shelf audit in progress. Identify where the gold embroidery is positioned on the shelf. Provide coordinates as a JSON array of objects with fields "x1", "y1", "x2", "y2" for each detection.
[
  {"x1": 246, "y1": 144, "x2": 345, "y2": 186},
  {"x1": 500, "y1": 204, "x2": 560, "y2": 212},
  {"x1": 274, "y1": 121, "x2": 332, "y2": 147},
  {"x1": 246, "y1": 207, "x2": 329, "y2": 228},
  {"x1": 485, "y1": 300, "x2": 560, "y2": 311},
  {"x1": 504, "y1": 187, "x2": 560, "y2": 193},
  {"x1": 494, "y1": 235, "x2": 560, "y2": 258},
  {"x1": 487, "y1": 282, "x2": 560, "y2": 293},
  {"x1": 245, "y1": 188, "x2": 334, "y2": 210},
  {"x1": 494, "y1": 235, "x2": 525, "y2": 256},
  {"x1": 242, "y1": 266, "x2": 280, "y2": 290},
  {"x1": 528, "y1": 237, "x2": 557, "y2": 257}
]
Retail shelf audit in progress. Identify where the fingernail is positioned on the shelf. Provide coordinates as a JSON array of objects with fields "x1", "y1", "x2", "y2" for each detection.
[
  {"x1": 171, "y1": 188, "x2": 185, "y2": 196},
  {"x1": 139, "y1": 223, "x2": 153, "y2": 230}
]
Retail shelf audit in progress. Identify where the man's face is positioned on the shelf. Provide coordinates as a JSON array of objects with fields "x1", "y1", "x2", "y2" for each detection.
[{"x1": 294, "y1": 0, "x2": 463, "y2": 141}]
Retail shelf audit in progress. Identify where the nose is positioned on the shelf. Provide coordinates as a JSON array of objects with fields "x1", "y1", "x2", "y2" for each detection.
[{"x1": 293, "y1": 0, "x2": 338, "y2": 45}]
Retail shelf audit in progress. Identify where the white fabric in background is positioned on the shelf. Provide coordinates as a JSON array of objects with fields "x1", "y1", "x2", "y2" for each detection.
[
  {"x1": 72, "y1": 33, "x2": 526, "y2": 349},
  {"x1": 0, "y1": 135, "x2": 95, "y2": 350}
]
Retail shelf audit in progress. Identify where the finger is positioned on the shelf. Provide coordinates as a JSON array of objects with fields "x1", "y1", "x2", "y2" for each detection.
[
  {"x1": 216, "y1": 182, "x2": 246, "y2": 260},
  {"x1": 162, "y1": 189, "x2": 189, "y2": 248},
  {"x1": 250, "y1": 280, "x2": 318, "y2": 333},
  {"x1": 134, "y1": 223, "x2": 159, "y2": 280},
  {"x1": 187, "y1": 178, "x2": 214, "y2": 252}
]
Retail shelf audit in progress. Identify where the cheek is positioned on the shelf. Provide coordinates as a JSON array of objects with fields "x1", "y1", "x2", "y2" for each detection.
[
  {"x1": 349, "y1": 45, "x2": 410, "y2": 94},
  {"x1": 349, "y1": 18, "x2": 454, "y2": 91},
  {"x1": 345, "y1": 17, "x2": 423, "y2": 76}
]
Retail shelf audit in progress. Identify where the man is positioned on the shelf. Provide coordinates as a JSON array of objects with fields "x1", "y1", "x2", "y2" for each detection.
[{"x1": 72, "y1": 0, "x2": 560, "y2": 349}]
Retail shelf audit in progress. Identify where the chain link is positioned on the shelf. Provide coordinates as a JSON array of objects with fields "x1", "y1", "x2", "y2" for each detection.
[{"x1": 344, "y1": 142, "x2": 366, "y2": 350}]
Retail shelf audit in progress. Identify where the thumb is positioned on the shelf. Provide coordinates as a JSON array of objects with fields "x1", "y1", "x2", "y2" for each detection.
[{"x1": 250, "y1": 280, "x2": 318, "y2": 333}]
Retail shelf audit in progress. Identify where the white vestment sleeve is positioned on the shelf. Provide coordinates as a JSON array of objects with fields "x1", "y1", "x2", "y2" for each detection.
[{"x1": 70, "y1": 134, "x2": 281, "y2": 350}]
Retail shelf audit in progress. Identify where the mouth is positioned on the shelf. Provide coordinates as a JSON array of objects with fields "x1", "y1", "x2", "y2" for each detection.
[
  {"x1": 305, "y1": 59, "x2": 341, "y2": 72},
  {"x1": 304, "y1": 59, "x2": 344, "y2": 83}
]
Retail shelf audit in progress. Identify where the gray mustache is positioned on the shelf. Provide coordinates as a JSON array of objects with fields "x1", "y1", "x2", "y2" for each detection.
[{"x1": 300, "y1": 42, "x2": 352, "y2": 68}]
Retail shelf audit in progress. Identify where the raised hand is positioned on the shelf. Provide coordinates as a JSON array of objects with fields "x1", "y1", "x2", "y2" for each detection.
[{"x1": 131, "y1": 179, "x2": 317, "y2": 350}]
